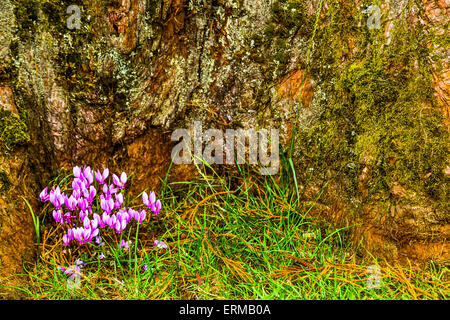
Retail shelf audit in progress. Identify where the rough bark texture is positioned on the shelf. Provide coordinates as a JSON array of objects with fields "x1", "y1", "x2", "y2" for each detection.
[{"x1": 0, "y1": 0, "x2": 449, "y2": 292}]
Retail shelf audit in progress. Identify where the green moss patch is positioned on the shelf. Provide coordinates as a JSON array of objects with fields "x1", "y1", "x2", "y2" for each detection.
[{"x1": 294, "y1": 1, "x2": 449, "y2": 212}]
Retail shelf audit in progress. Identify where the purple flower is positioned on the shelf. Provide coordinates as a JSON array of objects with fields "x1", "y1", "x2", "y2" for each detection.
[
  {"x1": 102, "y1": 184, "x2": 118, "y2": 200},
  {"x1": 72, "y1": 179, "x2": 79, "y2": 191},
  {"x1": 79, "y1": 210, "x2": 88, "y2": 222},
  {"x1": 72, "y1": 188, "x2": 82, "y2": 199},
  {"x1": 83, "y1": 216, "x2": 91, "y2": 229},
  {"x1": 114, "y1": 219, "x2": 127, "y2": 233},
  {"x1": 102, "y1": 184, "x2": 109, "y2": 196},
  {"x1": 112, "y1": 172, "x2": 127, "y2": 189},
  {"x1": 72, "y1": 177, "x2": 87, "y2": 192},
  {"x1": 98, "y1": 252, "x2": 106, "y2": 260},
  {"x1": 64, "y1": 212, "x2": 73, "y2": 224},
  {"x1": 142, "y1": 191, "x2": 157, "y2": 208},
  {"x1": 153, "y1": 200, "x2": 162, "y2": 215},
  {"x1": 58, "y1": 265, "x2": 80, "y2": 276},
  {"x1": 93, "y1": 213, "x2": 105, "y2": 228},
  {"x1": 73, "y1": 166, "x2": 82, "y2": 178},
  {"x1": 91, "y1": 218, "x2": 98, "y2": 229},
  {"x1": 142, "y1": 191, "x2": 150, "y2": 207},
  {"x1": 45, "y1": 167, "x2": 159, "y2": 252},
  {"x1": 115, "y1": 193, "x2": 124, "y2": 209},
  {"x1": 52, "y1": 209, "x2": 63, "y2": 224},
  {"x1": 128, "y1": 208, "x2": 146, "y2": 224},
  {"x1": 95, "y1": 236, "x2": 102, "y2": 245},
  {"x1": 49, "y1": 187, "x2": 64, "y2": 209},
  {"x1": 84, "y1": 186, "x2": 97, "y2": 203},
  {"x1": 62, "y1": 234, "x2": 71, "y2": 246},
  {"x1": 136, "y1": 210, "x2": 146, "y2": 224},
  {"x1": 40, "y1": 187, "x2": 50, "y2": 202},
  {"x1": 117, "y1": 208, "x2": 130, "y2": 224},
  {"x1": 100, "y1": 196, "x2": 114, "y2": 214},
  {"x1": 150, "y1": 191, "x2": 156, "y2": 204},
  {"x1": 143, "y1": 191, "x2": 162, "y2": 215},
  {"x1": 75, "y1": 258, "x2": 84, "y2": 266},
  {"x1": 72, "y1": 227, "x2": 98, "y2": 245},
  {"x1": 120, "y1": 239, "x2": 132, "y2": 250},
  {"x1": 104, "y1": 214, "x2": 117, "y2": 229},
  {"x1": 78, "y1": 198, "x2": 89, "y2": 212},
  {"x1": 154, "y1": 240, "x2": 168, "y2": 249},
  {"x1": 65, "y1": 195, "x2": 78, "y2": 211},
  {"x1": 67, "y1": 228, "x2": 74, "y2": 240},
  {"x1": 95, "y1": 168, "x2": 109, "y2": 185},
  {"x1": 83, "y1": 166, "x2": 94, "y2": 185}
]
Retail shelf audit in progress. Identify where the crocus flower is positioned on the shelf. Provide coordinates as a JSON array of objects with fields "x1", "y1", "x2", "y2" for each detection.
[
  {"x1": 78, "y1": 197, "x2": 89, "y2": 212},
  {"x1": 72, "y1": 227, "x2": 98, "y2": 245},
  {"x1": 67, "y1": 228, "x2": 74, "y2": 240},
  {"x1": 102, "y1": 184, "x2": 109, "y2": 196},
  {"x1": 116, "y1": 208, "x2": 130, "y2": 224},
  {"x1": 114, "y1": 219, "x2": 127, "y2": 233},
  {"x1": 72, "y1": 188, "x2": 82, "y2": 199},
  {"x1": 40, "y1": 187, "x2": 50, "y2": 202},
  {"x1": 153, "y1": 200, "x2": 162, "y2": 215},
  {"x1": 53, "y1": 210, "x2": 63, "y2": 224},
  {"x1": 142, "y1": 191, "x2": 157, "y2": 208},
  {"x1": 143, "y1": 191, "x2": 162, "y2": 214},
  {"x1": 95, "y1": 236, "x2": 102, "y2": 245},
  {"x1": 102, "y1": 183, "x2": 118, "y2": 197},
  {"x1": 58, "y1": 259, "x2": 83, "y2": 275},
  {"x1": 136, "y1": 210, "x2": 146, "y2": 224},
  {"x1": 112, "y1": 172, "x2": 127, "y2": 189},
  {"x1": 91, "y1": 218, "x2": 98, "y2": 230},
  {"x1": 62, "y1": 234, "x2": 71, "y2": 246},
  {"x1": 95, "y1": 168, "x2": 109, "y2": 185},
  {"x1": 90, "y1": 228, "x2": 99, "y2": 241},
  {"x1": 114, "y1": 193, "x2": 124, "y2": 209},
  {"x1": 83, "y1": 166, "x2": 94, "y2": 185},
  {"x1": 104, "y1": 214, "x2": 117, "y2": 229},
  {"x1": 49, "y1": 187, "x2": 64, "y2": 209},
  {"x1": 128, "y1": 208, "x2": 136, "y2": 219},
  {"x1": 72, "y1": 178, "x2": 81, "y2": 191},
  {"x1": 79, "y1": 210, "x2": 88, "y2": 222},
  {"x1": 142, "y1": 191, "x2": 150, "y2": 207},
  {"x1": 154, "y1": 240, "x2": 168, "y2": 249},
  {"x1": 84, "y1": 186, "x2": 97, "y2": 203},
  {"x1": 65, "y1": 195, "x2": 78, "y2": 211}
]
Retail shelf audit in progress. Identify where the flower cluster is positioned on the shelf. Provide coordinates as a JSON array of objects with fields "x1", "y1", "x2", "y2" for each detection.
[{"x1": 40, "y1": 166, "x2": 162, "y2": 247}]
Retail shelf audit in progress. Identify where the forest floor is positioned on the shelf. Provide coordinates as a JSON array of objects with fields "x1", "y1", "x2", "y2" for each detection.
[{"x1": 2, "y1": 163, "x2": 449, "y2": 300}]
